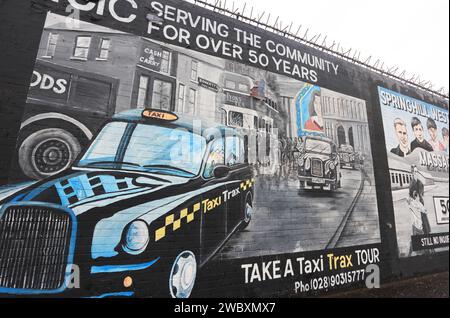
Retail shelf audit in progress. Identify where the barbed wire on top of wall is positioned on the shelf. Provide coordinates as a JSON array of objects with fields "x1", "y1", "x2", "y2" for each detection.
[{"x1": 185, "y1": 0, "x2": 449, "y2": 100}]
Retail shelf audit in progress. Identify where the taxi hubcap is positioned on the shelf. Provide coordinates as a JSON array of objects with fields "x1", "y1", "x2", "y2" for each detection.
[
  {"x1": 245, "y1": 203, "x2": 253, "y2": 223},
  {"x1": 170, "y1": 251, "x2": 197, "y2": 298}
]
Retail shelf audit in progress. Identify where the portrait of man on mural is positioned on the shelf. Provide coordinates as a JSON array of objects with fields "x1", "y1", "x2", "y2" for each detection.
[
  {"x1": 410, "y1": 117, "x2": 434, "y2": 152},
  {"x1": 391, "y1": 118, "x2": 411, "y2": 157},
  {"x1": 427, "y1": 118, "x2": 446, "y2": 152},
  {"x1": 443, "y1": 127, "x2": 449, "y2": 154}
]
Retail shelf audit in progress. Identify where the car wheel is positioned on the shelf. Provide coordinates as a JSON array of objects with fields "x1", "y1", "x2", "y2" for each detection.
[
  {"x1": 18, "y1": 128, "x2": 81, "y2": 180},
  {"x1": 240, "y1": 194, "x2": 253, "y2": 230},
  {"x1": 169, "y1": 250, "x2": 197, "y2": 298}
]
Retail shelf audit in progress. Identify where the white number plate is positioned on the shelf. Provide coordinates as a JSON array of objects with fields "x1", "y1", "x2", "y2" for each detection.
[{"x1": 312, "y1": 178, "x2": 325, "y2": 184}]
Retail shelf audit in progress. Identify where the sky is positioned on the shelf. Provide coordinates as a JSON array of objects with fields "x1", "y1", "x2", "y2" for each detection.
[{"x1": 235, "y1": 0, "x2": 449, "y2": 94}]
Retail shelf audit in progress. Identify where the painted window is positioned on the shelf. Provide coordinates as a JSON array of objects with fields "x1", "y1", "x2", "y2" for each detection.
[
  {"x1": 228, "y1": 62, "x2": 235, "y2": 72},
  {"x1": 259, "y1": 118, "x2": 266, "y2": 131},
  {"x1": 204, "y1": 138, "x2": 225, "y2": 179},
  {"x1": 225, "y1": 80, "x2": 236, "y2": 90},
  {"x1": 220, "y1": 109, "x2": 227, "y2": 125},
  {"x1": 229, "y1": 111, "x2": 244, "y2": 128},
  {"x1": 238, "y1": 83, "x2": 249, "y2": 92},
  {"x1": 137, "y1": 76, "x2": 149, "y2": 108},
  {"x1": 152, "y1": 79, "x2": 173, "y2": 111},
  {"x1": 265, "y1": 98, "x2": 278, "y2": 111},
  {"x1": 187, "y1": 88, "x2": 196, "y2": 114},
  {"x1": 160, "y1": 50, "x2": 171, "y2": 74},
  {"x1": 73, "y1": 36, "x2": 92, "y2": 59},
  {"x1": 98, "y1": 38, "x2": 111, "y2": 60},
  {"x1": 225, "y1": 136, "x2": 245, "y2": 166},
  {"x1": 45, "y1": 33, "x2": 58, "y2": 57},
  {"x1": 191, "y1": 60, "x2": 198, "y2": 81},
  {"x1": 178, "y1": 83, "x2": 186, "y2": 112}
]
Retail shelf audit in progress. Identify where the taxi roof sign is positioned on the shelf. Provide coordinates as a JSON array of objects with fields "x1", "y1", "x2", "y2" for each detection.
[{"x1": 142, "y1": 109, "x2": 178, "y2": 122}]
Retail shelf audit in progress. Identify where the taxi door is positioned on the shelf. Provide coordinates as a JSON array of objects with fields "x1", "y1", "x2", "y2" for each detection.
[
  {"x1": 200, "y1": 137, "x2": 228, "y2": 262},
  {"x1": 224, "y1": 135, "x2": 249, "y2": 234}
]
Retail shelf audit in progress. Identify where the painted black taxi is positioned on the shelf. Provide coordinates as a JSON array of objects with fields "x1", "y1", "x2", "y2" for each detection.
[
  {"x1": 297, "y1": 135, "x2": 342, "y2": 192},
  {"x1": 338, "y1": 144, "x2": 358, "y2": 170},
  {"x1": 0, "y1": 109, "x2": 254, "y2": 298}
]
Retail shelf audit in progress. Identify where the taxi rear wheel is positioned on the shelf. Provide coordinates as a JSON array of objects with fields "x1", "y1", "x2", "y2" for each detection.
[
  {"x1": 240, "y1": 194, "x2": 253, "y2": 230},
  {"x1": 169, "y1": 250, "x2": 197, "y2": 298}
]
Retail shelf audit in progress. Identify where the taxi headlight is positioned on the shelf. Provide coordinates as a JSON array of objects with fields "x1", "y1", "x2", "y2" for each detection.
[
  {"x1": 122, "y1": 220, "x2": 149, "y2": 255},
  {"x1": 305, "y1": 158, "x2": 311, "y2": 170},
  {"x1": 330, "y1": 162, "x2": 336, "y2": 170}
]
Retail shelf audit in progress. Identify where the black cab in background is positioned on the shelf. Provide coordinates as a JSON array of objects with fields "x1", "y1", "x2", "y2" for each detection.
[
  {"x1": 339, "y1": 144, "x2": 358, "y2": 170},
  {"x1": 297, "y1": 135, "x2": 342, "y2": 192}
]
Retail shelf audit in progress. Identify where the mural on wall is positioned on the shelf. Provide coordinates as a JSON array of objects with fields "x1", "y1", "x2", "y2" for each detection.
[
  {"x1": 378, "y1": 87, "x2": 449, "y2": 258},
  {"x1": 0, "y1": 7, "x2": 383, "y2": 299}
]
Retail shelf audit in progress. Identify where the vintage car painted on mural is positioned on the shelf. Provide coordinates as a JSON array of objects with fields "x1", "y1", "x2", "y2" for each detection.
[
  {"x1": 338, "y1": 144, "x2": 359, "y2": 170},
  {"x1": 297, "y1": 136, "x2": 341, "y2": 192},
  {"x1": 0, "y1": 109, "x2": 254, "y2": 298},
  {"x1": 16, "y1": 59, "x2": 119, "y2": 181}
]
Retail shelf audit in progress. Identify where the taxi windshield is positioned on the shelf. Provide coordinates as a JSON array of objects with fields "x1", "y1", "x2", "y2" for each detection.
[
  {"x1": 305, "y1": 138, "x2": 332, "y2": 155},
  {"x1": 77, "y1": 121, "x2": 207, "y2": 177}
]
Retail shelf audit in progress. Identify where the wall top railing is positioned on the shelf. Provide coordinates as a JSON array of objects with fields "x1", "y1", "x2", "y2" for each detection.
[{"x1": 185, "y1": 0, "x2": 449, "y2": 101}]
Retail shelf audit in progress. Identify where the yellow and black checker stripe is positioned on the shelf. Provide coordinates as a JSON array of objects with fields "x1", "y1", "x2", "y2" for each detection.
[
  {"x1": 155, "y1": 202, "x2": 201, "y2": 242},
  {"x1": 240, "y1": 178, "x2": 255, "y2": 191}
]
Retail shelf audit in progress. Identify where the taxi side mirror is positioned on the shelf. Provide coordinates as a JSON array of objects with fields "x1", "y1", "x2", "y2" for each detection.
[{"x1": 213, "y1": 165, "x2": 231, "y2": 179}]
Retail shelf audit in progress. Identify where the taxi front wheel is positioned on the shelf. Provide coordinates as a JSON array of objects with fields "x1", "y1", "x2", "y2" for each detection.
[{"x1": 169, "y1": 250, "x2": 197, "y2": 298}]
